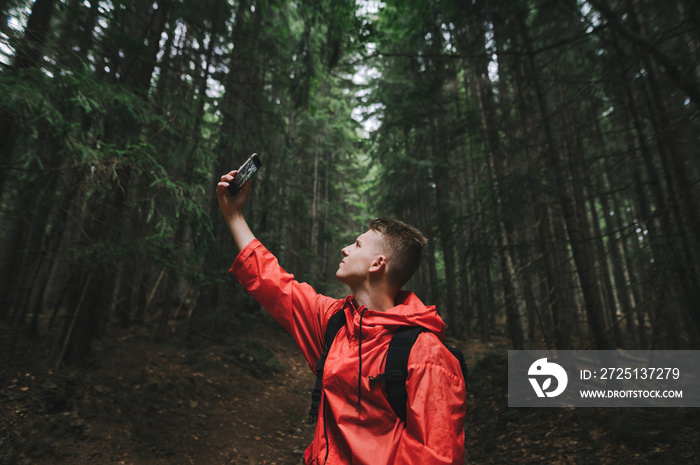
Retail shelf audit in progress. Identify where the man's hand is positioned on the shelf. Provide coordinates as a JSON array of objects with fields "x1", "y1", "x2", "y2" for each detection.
[
  {"x1": 217, "y1": 170, "x2": 252, "y2": 219},
  {"x1": 217, "y1": 170, "x2": 255, "y2": 251}
]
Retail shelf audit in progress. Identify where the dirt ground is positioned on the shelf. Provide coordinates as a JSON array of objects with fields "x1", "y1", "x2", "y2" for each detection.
[{"x1": 1, "y1": 321, "x2": 699, "y2": 465}]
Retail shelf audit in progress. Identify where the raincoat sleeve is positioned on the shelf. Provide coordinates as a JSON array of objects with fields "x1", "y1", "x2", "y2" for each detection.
[
  {"x1": 229, "y1": 239, "x2": 339, "y2": 370},
  {"x1": 395, "y1": 332, "x2": 467, "y2": 465}
]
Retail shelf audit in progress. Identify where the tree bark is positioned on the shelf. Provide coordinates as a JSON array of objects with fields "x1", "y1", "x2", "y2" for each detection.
[
  {"x1": 12, "y1": 0, "x2": 56, "y2": 70},
  {"x1": 517, "y1": 21, "x2": 611, "y2": 349}
]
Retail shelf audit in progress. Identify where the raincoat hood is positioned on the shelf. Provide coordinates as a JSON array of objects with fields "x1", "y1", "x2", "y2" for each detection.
[{"x1": 341, "y1": 290, "x2": 446, "y2": 341}]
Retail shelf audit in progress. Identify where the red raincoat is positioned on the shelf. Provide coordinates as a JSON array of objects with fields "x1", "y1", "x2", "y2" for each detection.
[{"x1": 231, "y1": 239, "x2": 466, "y2": 465}]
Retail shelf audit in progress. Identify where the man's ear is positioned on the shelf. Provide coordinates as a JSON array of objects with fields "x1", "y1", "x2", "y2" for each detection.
[{"x1": 369, "y1": 255, "x2": 387, "y2": 273}]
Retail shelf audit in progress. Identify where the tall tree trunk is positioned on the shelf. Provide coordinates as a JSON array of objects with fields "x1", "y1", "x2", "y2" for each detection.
[
  {"x1": 454, "y1": 85, "x2": 475, "y2": 337},
  {"x1": 518, "y1": 22, "x2": 611, "y2": 349},
  {"x1": 618, "y1": 77, "x2": 683, "y2": 347},
  {"x1": 533, "y1": 198, "x2": 574, "y2": 348},
  {"x1": 503, "y1": 47, "x2": 576, "y2": 348},
  {"x1": 467, "y1": 21, "x2": 525, "y2": 348},
  {"x1": 430, "y1": 114, "x2": 461, "y2": 336},
  {"x1": 597, "y1": 172, "x2": 637, "y2": 346},
  {"x1": 120, "y1": 0, "x2": 169, "y2": 93},
  {"x1": 639, "y1": 65, "x2": 700, "y2": 344},
  {"x1": 11, "y1": 0, "x2": 56, "y2": 70},
  {"x1": 0, "y1": 0, "x2": 57, "y2": 196},
  {"x1": 586, "y1": 190, "x2": 623, "y2": 348}
]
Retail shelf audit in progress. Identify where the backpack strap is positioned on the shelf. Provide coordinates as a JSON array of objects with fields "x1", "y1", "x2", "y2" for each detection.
[
  {"x1": 369, "y1": 327, "x2": 469, "y2": 425},
  {"x1": 308, "y1": 304, "x2": 348, "y2": 423},
  {"x1": 382, "y1": 326, "x2": 425, "y2": 424}
]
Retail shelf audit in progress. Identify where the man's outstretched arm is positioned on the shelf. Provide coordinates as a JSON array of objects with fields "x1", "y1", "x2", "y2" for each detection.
[
  {"x1": 219, "y1": 169, "x2": 340, "y2": 369},
  {"x1": 217, "y1": 169, "x2": 256, "y2": 251}
]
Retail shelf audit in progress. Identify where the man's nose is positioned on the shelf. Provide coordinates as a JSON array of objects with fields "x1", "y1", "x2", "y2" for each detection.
[{"x1": 341, "y1": 246, "x2": 349, "y2": 256}]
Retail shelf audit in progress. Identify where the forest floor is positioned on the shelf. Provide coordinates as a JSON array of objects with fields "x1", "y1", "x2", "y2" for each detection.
[{"x1": 1, "y1": 319, "x2": 699, "y2": 465}]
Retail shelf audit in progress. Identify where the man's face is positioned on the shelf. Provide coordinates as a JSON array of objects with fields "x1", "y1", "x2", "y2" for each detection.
[{"x1": 336, "y1": 230, "x2": 385, "y2": 289}]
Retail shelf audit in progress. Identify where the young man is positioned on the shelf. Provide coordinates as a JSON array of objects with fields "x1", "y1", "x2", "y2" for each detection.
[{"x1": 217, "y1": 169, "x2": 466, "y2": 465}]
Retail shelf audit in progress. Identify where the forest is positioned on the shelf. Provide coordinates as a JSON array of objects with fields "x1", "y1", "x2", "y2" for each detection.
[{"x1": 1, "y1": 0, "x2": 699, "y2": 464}]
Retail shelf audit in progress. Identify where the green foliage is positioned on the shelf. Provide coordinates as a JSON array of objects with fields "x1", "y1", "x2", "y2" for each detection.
[{"x1": 2, "y1": 0, "x2": 698, "y2": 358}]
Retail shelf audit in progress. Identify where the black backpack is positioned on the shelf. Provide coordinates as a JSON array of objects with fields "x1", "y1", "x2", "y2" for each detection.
[{"x1": 308, "y1": 309, "x2": 468, "y2": 424}]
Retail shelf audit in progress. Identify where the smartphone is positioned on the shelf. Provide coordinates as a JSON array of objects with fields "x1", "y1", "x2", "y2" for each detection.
[{"x1": 227, "y1": 153, "x2": 262, "y2": 196}]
